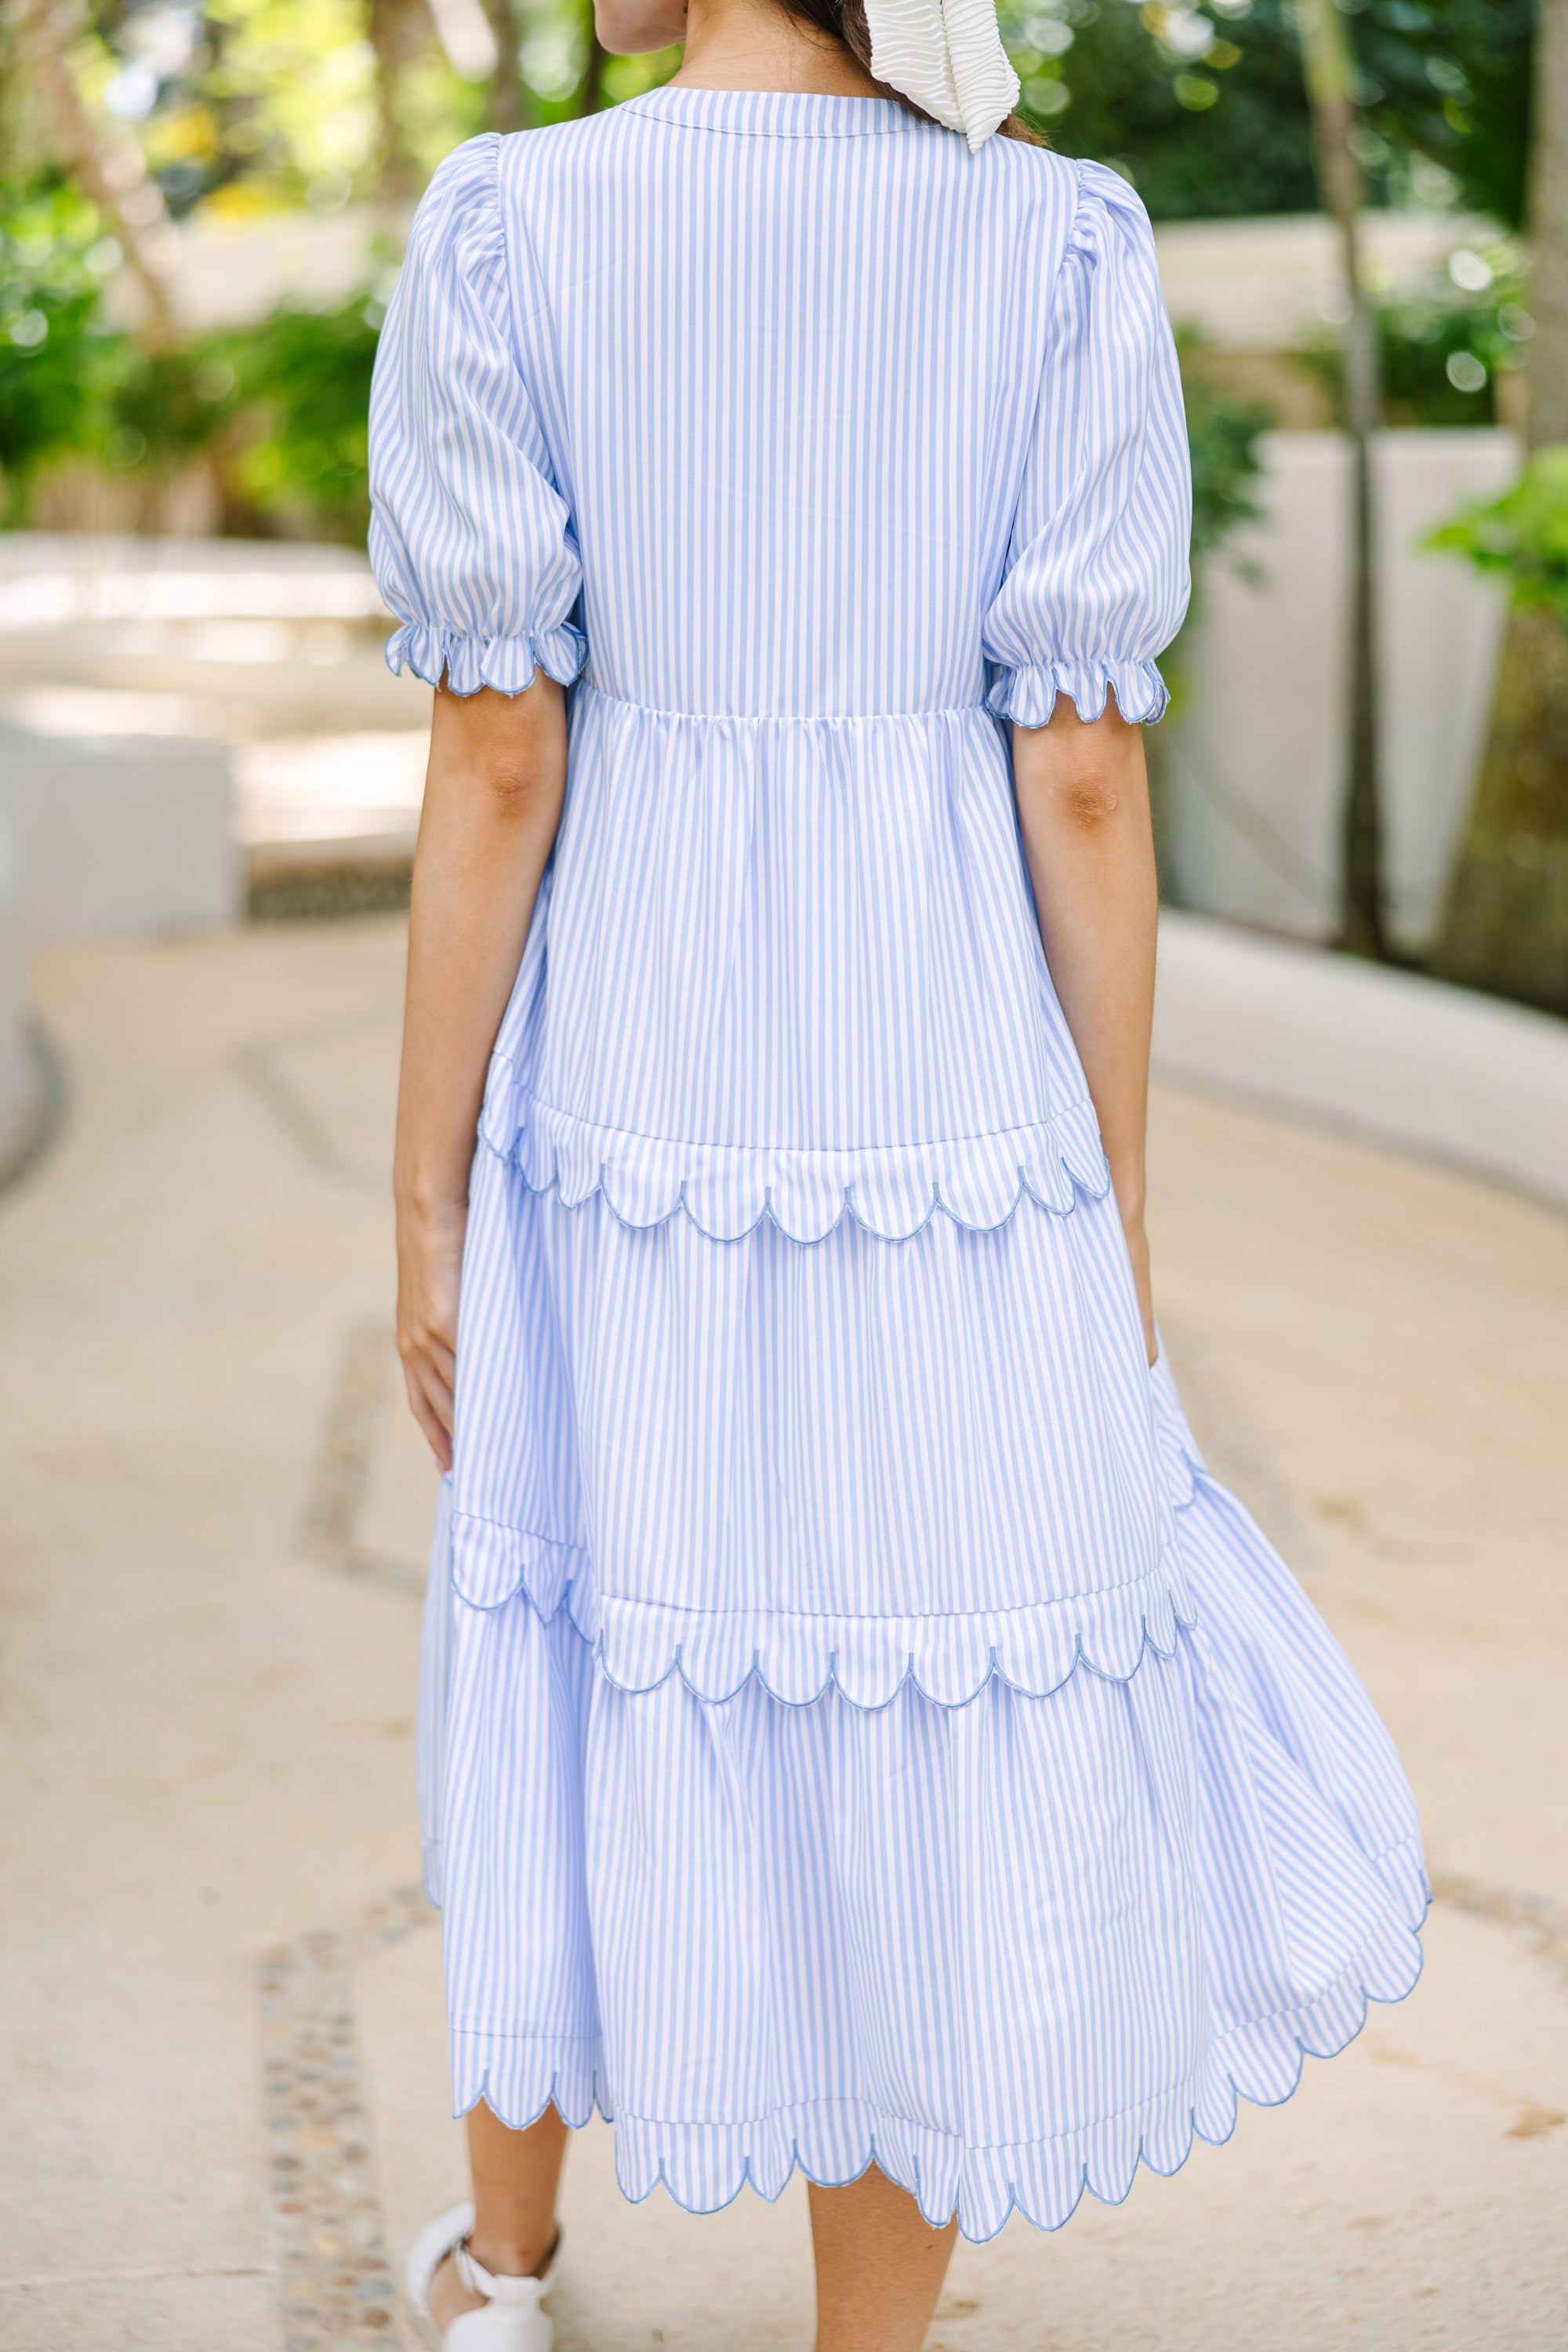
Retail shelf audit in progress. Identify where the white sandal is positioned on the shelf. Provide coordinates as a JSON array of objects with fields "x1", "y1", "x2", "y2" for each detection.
[{"x1": 405, "y1": 2201, "x2": 557, "y2": 2350}]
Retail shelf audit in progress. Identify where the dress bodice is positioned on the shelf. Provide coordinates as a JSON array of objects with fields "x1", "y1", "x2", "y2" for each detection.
[{"x1": 368, "y1": 93, "x2": 1190, "y2": 1177}]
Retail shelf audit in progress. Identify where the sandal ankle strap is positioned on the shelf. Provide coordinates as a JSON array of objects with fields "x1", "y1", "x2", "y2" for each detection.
[{"x1": 453, "y1": 2230, "x2": 560, "y2": 2306}]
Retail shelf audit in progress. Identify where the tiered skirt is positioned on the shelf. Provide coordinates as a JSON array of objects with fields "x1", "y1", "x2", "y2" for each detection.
[{"x1": 417, "y1": 1087, "x2": 1427, "y2": 2241}]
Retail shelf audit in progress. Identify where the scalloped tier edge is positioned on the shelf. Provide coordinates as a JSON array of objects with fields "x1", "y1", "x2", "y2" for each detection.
[
  {"x1": 986, "y1": 656, "x2": 1170, "y2": 730},
  {"x1": 477, "y1": 1060, "x2": 1113, "y2": 1244},
  {"x1": 450, "y1": 1508, "x2": 1197, "y2": 1708},
  {"x1": 453, "y1": 1832, "x2": 1425, "y2": 2243},
  {"x1": 447, "y1": 1324, "x2": 1211, "y2": 1704},
  {"x1": 450, "y1": 2031, "x2": 608, "y2": 2139},
  {"x1": 384, "y1": 619, "x2": 587, "y2": 698}
]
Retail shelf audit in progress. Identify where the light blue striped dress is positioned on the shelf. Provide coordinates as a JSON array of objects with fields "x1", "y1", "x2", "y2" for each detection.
[{"x1": 369, "y1": 88, "x2": 1426, "y2": 2240}]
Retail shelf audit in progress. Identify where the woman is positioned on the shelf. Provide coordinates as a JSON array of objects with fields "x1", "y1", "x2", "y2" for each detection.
[{"x1": 369, "y1": 0, "x2": 1428, "y2": 2338}]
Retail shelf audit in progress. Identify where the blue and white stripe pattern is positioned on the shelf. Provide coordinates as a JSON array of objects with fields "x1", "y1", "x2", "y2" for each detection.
[{"x1": 375, "y1": 89, "x2": 1426, "y2": 2240}]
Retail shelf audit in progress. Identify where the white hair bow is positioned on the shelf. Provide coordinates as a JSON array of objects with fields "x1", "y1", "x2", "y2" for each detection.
[{"x1": 864, "y1": 0, "x2": 1021, "y2": 151}]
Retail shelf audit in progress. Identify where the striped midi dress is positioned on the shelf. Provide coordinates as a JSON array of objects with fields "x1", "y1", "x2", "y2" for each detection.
[{"x1": 367, "y1": 88, "x2": 1427, "y2": 2239}]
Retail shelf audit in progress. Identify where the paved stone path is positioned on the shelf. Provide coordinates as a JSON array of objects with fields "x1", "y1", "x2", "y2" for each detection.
[{"x1": 2, "y1": 916, "x2": 1566, "y2": 2351}]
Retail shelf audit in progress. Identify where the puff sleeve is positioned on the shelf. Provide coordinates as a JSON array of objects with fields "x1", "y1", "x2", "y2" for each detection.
[
  {"x1": 368, "y1": 135, "x2": 586, "y2": 696},
  {"x1": 983, "y1": 160, "x2": 1191, "y2": 728}
]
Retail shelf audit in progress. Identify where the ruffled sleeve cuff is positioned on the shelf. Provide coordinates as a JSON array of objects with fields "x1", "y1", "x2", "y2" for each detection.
[
  {"x1": 384, "y1": 618, "x2": 588, "y2": 696},
  {"x1": 985, "y1": 657, "x2": 1171, "y2": 729}
]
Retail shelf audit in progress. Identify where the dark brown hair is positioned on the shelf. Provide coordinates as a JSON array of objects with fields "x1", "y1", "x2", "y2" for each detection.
[{"x1": 775, "y1": 0, "x2": 1043, "y2": 143}]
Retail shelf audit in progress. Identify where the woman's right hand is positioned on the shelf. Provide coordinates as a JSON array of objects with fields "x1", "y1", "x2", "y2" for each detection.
[
  {"x1": 397, "y1": 1196, "x2": 466, "y2": 1473},
  {"x1": 1120, "y1": 1205, "x2": 1159, "y2": 1370}
]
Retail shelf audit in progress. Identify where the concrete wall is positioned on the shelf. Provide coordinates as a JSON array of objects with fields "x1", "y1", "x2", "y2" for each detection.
[
  {"x1": 0, "y1": 811, "x2": 38, "y2": 1178},
  {"x1": 1153, "y1": 210, "x2": 1499, "y2": 354},
  {"x1": 0, "y1": 725, "x2": 238, "y2": 937},
  {"x1": 118, "y1": 201, "x2": 1488, "y2": 341},
  {"x1": 105, "y1": 205, "x2": 414, "y2": 336},
  {"x1": 1162, "y1": 429, "x2": 1519, "y2": 954},
  {"x1": 1153, "y1": 910, "x2": 1568, "y2": 1213},
  {"x1": 0, "y1": 717, "x2": 238, "y2": 1184}
]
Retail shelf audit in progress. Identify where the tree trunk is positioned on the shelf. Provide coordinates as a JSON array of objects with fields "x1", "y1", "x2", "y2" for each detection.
[
  {"x1": 1294, "y1": 0, "x2": 1386, "y2": 960},
  {"x1": 1526, "y1": 0, "x2": 1568, "y2": 450},
  {"x1": 1432, "y1": 0, "x2": 1568, "y2": 1008},
  {"x1": 12, "y1": 0, "x2": 176, "y2": 350},
  {"x1": 368, "y1": 0, "x2": 430, "y2": 198},
  {"x1": 478, "y1": 0, "x2": 527, "y2": 131},
  {"x1": 576, "y1": 26, "x2": 606, "y2": 115},
  {"x1": 1433, "y1": 607, "x2": 1568, "y2": 1012}
]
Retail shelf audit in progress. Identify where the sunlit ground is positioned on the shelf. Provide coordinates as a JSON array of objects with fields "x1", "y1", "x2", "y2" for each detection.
[{"x1": 1, "y1": 908, "x2": 1565, "y2": 2349}]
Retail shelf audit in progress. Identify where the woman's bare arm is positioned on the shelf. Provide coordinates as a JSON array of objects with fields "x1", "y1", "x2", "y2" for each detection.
[
  {"x1": 395, "y1": 677, "x2": 568, "y2": 1468},
  {"x1": 1011, "y1": 699, "x2": 1160, "y2": 1366}
]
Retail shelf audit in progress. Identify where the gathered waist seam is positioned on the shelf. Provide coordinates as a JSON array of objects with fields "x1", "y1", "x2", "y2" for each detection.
[
  {"x1": 575, "y1": 678, "x2": 992, "y2": 725},
  {"x1": 507, "y1": 1075, "x2": 1097, "y2": 1160}
]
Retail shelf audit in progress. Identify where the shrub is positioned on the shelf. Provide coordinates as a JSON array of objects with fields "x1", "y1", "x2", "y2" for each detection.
[
  {"x1": 0, "y1": 176, "x2": 127, "y2": 507},
  {"x1": 1427, "y1": 445, "x2": 1568, "y2": 626},
  {"x1": 1180, "y1": 331, "x2": 1272, "y2": 570},
  {"x1": 212, "y1": 292, "x2": 384, "y2": 541},
  {"x1": 2, "y1": 172, "x2": 1274, "y2": 568},
  {"x1": 1296, "y1": 244, "x2": 1532, "y2": 430}
]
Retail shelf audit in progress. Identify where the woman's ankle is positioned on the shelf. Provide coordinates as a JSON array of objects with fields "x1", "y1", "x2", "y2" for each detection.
[{"x1": 466, "y1": 2224, "x2": 558, "y2": 2281}]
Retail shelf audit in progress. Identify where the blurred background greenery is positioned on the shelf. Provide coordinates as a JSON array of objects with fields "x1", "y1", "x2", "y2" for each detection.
[
  {"x1": 0, "y1": 0, "x2": 1538, "y2": 539},
  {"x1": 5, "y1": 0, "x2": 1568, "y2": 1014}
]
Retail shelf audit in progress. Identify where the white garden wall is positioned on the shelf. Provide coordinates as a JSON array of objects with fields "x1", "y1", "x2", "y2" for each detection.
[
  {"x1": 0, "y1": 811, "x2": 38, "y2": 1179},
  {"x1": 1153, "y1": 910, "x2": 1568, "y2": 1214},
  {"x1": 1163, "y1": 429, "x2": 1519, "y2": 954},
  {"x1": 126, "y1": 201, "x2": 1486, "y2": 342},
  {"x1": 1152, "y1": 211, "x2": 1498, "y2": 354},
  {"x1": 0, "y1": 722, "x2": 238, "y2": 937}
]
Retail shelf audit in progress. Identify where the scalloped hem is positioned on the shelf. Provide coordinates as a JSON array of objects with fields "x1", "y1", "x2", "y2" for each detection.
[
  {"x1": 454, "y1": 1839, "x2": 1425, "y2": 2243},
  {"x1": 477, "y1": 1061, "x2": 1112, "y2": 1245},
  {"x1": 384, "y1": 619, "x2": 587, "y2": 697},
  {"x1": 986, "y1": 657, "x2": 1170, "y2": 729}
]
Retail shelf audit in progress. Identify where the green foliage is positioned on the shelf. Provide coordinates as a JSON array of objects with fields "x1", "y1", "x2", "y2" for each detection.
[
  {"x1": 0, "y1": 156, "x2": 1279, "y2": 553},
  {"x1": 215, "y1": 292, "x2": 383, "y2": 538},
  {"x1": 1178, "y1": 329, "x2": 1272, "y2": 567},
  {"x1": 1008, "y1": 0, "x2": 1317, "y2": 222},
  {"x1": 1000, "y1": 0, "x2": 1533, "y2": 226},
  {"x1": 1352, "y1": 0, "x2": 1535, "y2": 230},
  {"x1": 147, "y1": 0, "x2": 383, "y2": 214},
  {"x1": 1428, "y1": 448, "x2": 1568, "y2": 633},
  {"x1": 33, "y1": 0, "x2": 1534, "y2": 236},
  {"x1": 1296, "y1": 241, "x2": 1533, "y2": 428},
  {"x1": 109, "y1": 343, "x2": 231, "y2": 466},
  {"x1": 0, "y1": 167, "x2": 387, "y2": 535},
  {"x1": 0, "y1": 176, "x2": 125, "y2": 493},
  {"x1": 70, "y1": 0, "x2": 669, "y2": 222}
]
